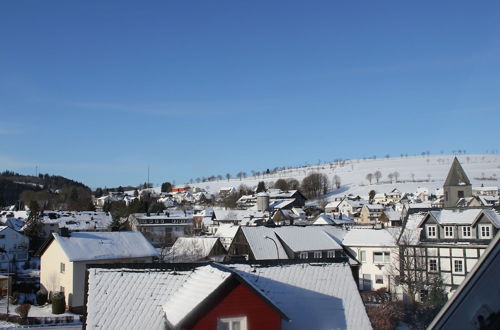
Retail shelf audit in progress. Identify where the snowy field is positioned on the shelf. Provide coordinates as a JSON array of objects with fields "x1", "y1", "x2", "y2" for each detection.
[{"x1": 183, "y1": 154, "x2": 500, "y2": 201}]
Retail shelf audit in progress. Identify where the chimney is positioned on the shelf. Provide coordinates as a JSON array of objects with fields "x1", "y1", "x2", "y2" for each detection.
[{"x1": 59, "y1": 227, "x2": 70, "y2": 237}]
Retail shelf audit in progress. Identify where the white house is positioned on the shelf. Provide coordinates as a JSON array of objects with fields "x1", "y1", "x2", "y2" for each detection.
[
  {"x1": 0, "y1": 226, "x2": 29, "y2": 271},
  {"x1": 343, "y1": 228, "x2": 398, "y2": 292},
  {"x1": 39, "y1": 230, "x2": 158, "y2": 313}
]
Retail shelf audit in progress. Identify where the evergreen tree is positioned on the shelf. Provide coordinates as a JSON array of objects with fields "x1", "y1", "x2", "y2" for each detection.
[{"x1": 256, "y1": 181, "x2": 267, "y2": 193}]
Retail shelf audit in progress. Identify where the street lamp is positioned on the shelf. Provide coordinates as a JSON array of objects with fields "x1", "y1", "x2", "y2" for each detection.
[
  {"x1": 0, "y1": 248, "x2": 10, "y2": 315},
  {"x1": 265, "y1": 236, "x2": 280, "y2": 260}
]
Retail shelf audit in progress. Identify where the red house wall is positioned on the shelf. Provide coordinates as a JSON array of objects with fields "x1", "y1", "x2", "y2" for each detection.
[{"x1": 188, "y1": 283, "x2": 282, "y2": 330}]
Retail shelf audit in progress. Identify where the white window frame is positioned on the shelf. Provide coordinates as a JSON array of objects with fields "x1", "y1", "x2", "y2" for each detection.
[
  {"x1": 428, "y1": 258, "x2": 438, "y2": 272},
  {"x1": 462, "y1": 226, "x2": 472, "y2": 238},
  {"x1": 327, "y1": 250, "x2": 335, "y2": 258},
  {"x1": 453, "y1": 258, "x2": 464, "y2": 274},
  {"x1": 60, "y1": 262, "x2": 65, "y2": 274},
  {"x1": 313, "y1": 251, "x2": 322, "y2": 259},
  {"x1": 217, "y1": 316, "x2": 247, "y2": 330},
  {"x1": 427, "y1": 225, "x2": 437, "y2": 238},
  {"x1": 479, "y1": 224, "x2": 492, "y2": 239},
  {"x1": 299, "y1": 252, "x2": 308, "y2": 259},
  {"x1": 373, "y1": 251, "x2": 390, "y2": 264},
  {"x1": 360, "y1": 250, "x2": 366, "y2": 263},
  {"x1": 444, "y1": 226, "x2": 454, "y2": 238}
]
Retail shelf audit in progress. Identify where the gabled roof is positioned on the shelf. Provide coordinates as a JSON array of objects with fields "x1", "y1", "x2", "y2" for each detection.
[
  {"x1": 86, "y1": 262, "x2": 370, "y2": 330},
  {"x1": 49, "y1": 231, "x2": 158, "y2": 262},
  {"x1": 162, "y1": 264, "x2": 289, "y2": 329},
  {"x1": 444, "y1": 157, "x2": 471, "y2": 186},
  {"x1": 166, "y1": 237, "x2": 223, "y2": 262},
  {"x1": 240, "y1": 227, "x2": 289, "y2": 260},
  {"x1": 275, "y1": 226, "x2": 342, "y2": 252}
]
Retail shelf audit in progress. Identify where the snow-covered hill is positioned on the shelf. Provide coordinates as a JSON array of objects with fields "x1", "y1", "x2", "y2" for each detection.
[{"x1": 184, "y1": 154, "x2": 500, "y2": 201}]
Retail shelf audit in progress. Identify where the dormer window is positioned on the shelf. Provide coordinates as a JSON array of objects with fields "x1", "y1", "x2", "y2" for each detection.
[
  {"x1": 479, "y1": 225, "x2": 492, "y2": 239},
  {"x1": 427, "y1": 225, "x2": 437, "y2": 238},
  {"x1": 444, "y1": 226, "x2": 454, "y2": 238},
  {"x1": 462, "y1": 226, "x2": 472, "y2": 238}
]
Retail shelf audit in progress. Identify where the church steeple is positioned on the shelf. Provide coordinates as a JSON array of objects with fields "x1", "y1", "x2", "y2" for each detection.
[
  {"x1": 444, "y1": 157, "x2": 471, "y2": 187},
  {"x1": 443, "y1": 157, "x2": 472, "y2": 208}
]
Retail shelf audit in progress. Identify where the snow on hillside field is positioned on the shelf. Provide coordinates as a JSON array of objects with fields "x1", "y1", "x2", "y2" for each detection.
[{"x1": 184, "y1": 155, "x2": 500, "y2": 201}]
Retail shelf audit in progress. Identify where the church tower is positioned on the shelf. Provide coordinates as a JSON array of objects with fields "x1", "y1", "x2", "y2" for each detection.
[{"x1": 443, "y1": 157, "x2": 472, "y2": 208}]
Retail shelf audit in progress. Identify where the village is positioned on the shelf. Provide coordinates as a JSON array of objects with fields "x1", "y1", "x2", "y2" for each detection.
[{"x1": 0, "y1": 155, "x2": 498, "y2": 329}]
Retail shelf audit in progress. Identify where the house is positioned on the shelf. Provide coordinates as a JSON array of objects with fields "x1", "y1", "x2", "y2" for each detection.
[
  {"x1": 164, "y1": 237, "x2": 226, "y2": 262},
  {"x1": 128, "y1": 211, "x2": 194, "y2": 247},
  {"x1": 227, "y1": 226, "x2": 347, "y2": 261},
  {"x1": 39, "y1": 230, "x2": 158, "y2": 312},
  {"x1": 85, "y1": 262, "x2": 372, "y2": 330},
  {"x1": 401, "y1": 208, "x2": 500, "y2": 294},
  {"x1": 378, "y1": 208, "x2": 403, "y2": 227},
  {"x1": 342, "y1": 228, "x2": 398, "y2": 292},
  {"x1": 213, "y1": 224, "x2": 239, "y2": 250},
  {"x1": 325, "y1": 197, "x2": 365, "y2": 218},
  {"x1": 236, "y1": 189, "x2": 307, "y2": 210},
  {"x1": 0, "y1": 226, "x2": 29, "y2": 271},
  {"x1": 443, "y1": 157, "x2": 472, "y2": 208},
  {"x1": 359, "y1": 204, "x2": 384, "y2": 224},
  {"x1": 472, "y1": 186, "x2": 498, "y2": 197},
  {"x1": 386, "y1": 189, "x2": 402, "y2": 203}
]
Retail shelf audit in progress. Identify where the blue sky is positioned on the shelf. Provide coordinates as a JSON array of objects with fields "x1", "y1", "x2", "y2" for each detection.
[{"x1": 1, "y1": 1, "x2": 499, "y2": 188}]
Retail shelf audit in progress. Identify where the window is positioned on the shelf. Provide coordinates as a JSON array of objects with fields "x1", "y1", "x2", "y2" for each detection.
[
  {"x1": 360, "y1": 250, "x2": 366, "y2": 263},
  {"x1": 479, "y1": 225, "x2": 492, "y2": 239},
  {"x1": 60, "y1": 263, "x2": 65, "y2": 274},
  {"x1": 462, "y1": 226, "x2": 472, "y2": 238},
  {"x1": 217, "y1": 316, "x2": 247, "y2": 330},
  {"x1": 458, "y1": 190, "x2": 464, "y2": 198},
  {"x1": 299, "y1": 252, "x2": 308, "y2": 259},
  {"x1": 427, "y1": 225, "x2": 437, "y2": 238},
  {"x1": 375, "y1": 275, "x2": 384, "y2": 284},
  {"x1": 444, "y1": 226, "x2": 454, "y2": 238},
  {"x1": 428, "y1": 258, "x2": 438, "y2": 272},
  {"x1": 373, "y1": 252, "x2": 390, "y2": 263},
  {"x1": 453, "y1": 259, "x2": 464, "y2": 274},
  {"x1": 327, "y1": 250, "x2": 335, "y2": 258},
  {"x1": 313, "y1": 251, "x2": 322, "y2": 258}
]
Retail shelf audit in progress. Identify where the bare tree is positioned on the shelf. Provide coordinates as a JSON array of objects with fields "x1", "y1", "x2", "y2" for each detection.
[
  {"x1": 374, "y1": 171, "x2": 382, "y2": 184},
  {"x1": 366, "y1": 173, "x2": 374, "y2": 184},
  {"x1": 226, "y1": 173, "x2": 231, "y2": 181},
  {"x1": 236, "y1": 172, "x2": 244, "y2": 181},
  {"x1": 411, "y1": 173, "x2": 415, "y2": 182},
  {"x1": 393, "y1": 171, "x2": 400, "y2": 182},
  {"x1": 301, "y1": 173, "x2": 329, "y2": 199},
  {"x1": 333, "y1": 175, "x2": 341, "y2": 189},
  {"x1": 388, "y1": 173, "x2": 394, "y2": 183}
]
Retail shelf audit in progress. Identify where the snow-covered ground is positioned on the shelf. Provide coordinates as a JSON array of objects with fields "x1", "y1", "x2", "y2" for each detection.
[{"x1": 183, "y1": 154, "x2": 500, "y2": 200}]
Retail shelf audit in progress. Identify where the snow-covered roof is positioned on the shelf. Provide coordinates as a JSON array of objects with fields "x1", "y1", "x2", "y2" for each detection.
[
  {"x1": 342, "y1": 228, "x2": 397, "y2": 247},
  {"x1": 86, "y1": 267, "x2": 192, "y2": 329},
  {"x1": 51, "y1": 231, "x2": 158, "y2": 262},
  {"x1": 41, "y1": 211, "x2": 112, "y2": 231},
  {"x1": 87, "y1": 262, "x2": 371, "y2": 330},
  {"x1": 428, "y1": 209, "x2": 483, "y2": 225},
  {"x1": 213, "y1": 223, "x2": 238, "y2": 238},
  {"x1": 230, "y1": 263, "x2": 372, "y2": 330},
  {"x1": 163, "y1": 265, "x2": 232, "y2": 328},
  {"x1": 166, "y1": 237, "x2": 221, "y2": 261},
  {"x1": 240, "y1": 227, "x2": 289, "y2": 260},
  {"x1": 275, "y1": 226, "x2": 342, "y2": 252}
]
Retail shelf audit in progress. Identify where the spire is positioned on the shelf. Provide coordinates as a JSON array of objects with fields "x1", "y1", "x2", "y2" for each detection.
[{"x1": 444, "y1": 157, "x2": 471, "y2": 186}]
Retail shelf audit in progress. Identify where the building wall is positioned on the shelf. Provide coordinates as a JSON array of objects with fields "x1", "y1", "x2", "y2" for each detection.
[
  {"x1": 40, "y1": 241, "x2": 74, "y2": 302},
  {"x1": 348, "y1": 246, "x2": 397, "y2": 291},
  {"x1": 188, "y1": 283, "x2": 282, "y2": 330},
  {"x1": 444, "y1": 185, "x2": 472, "y2": 208}
]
